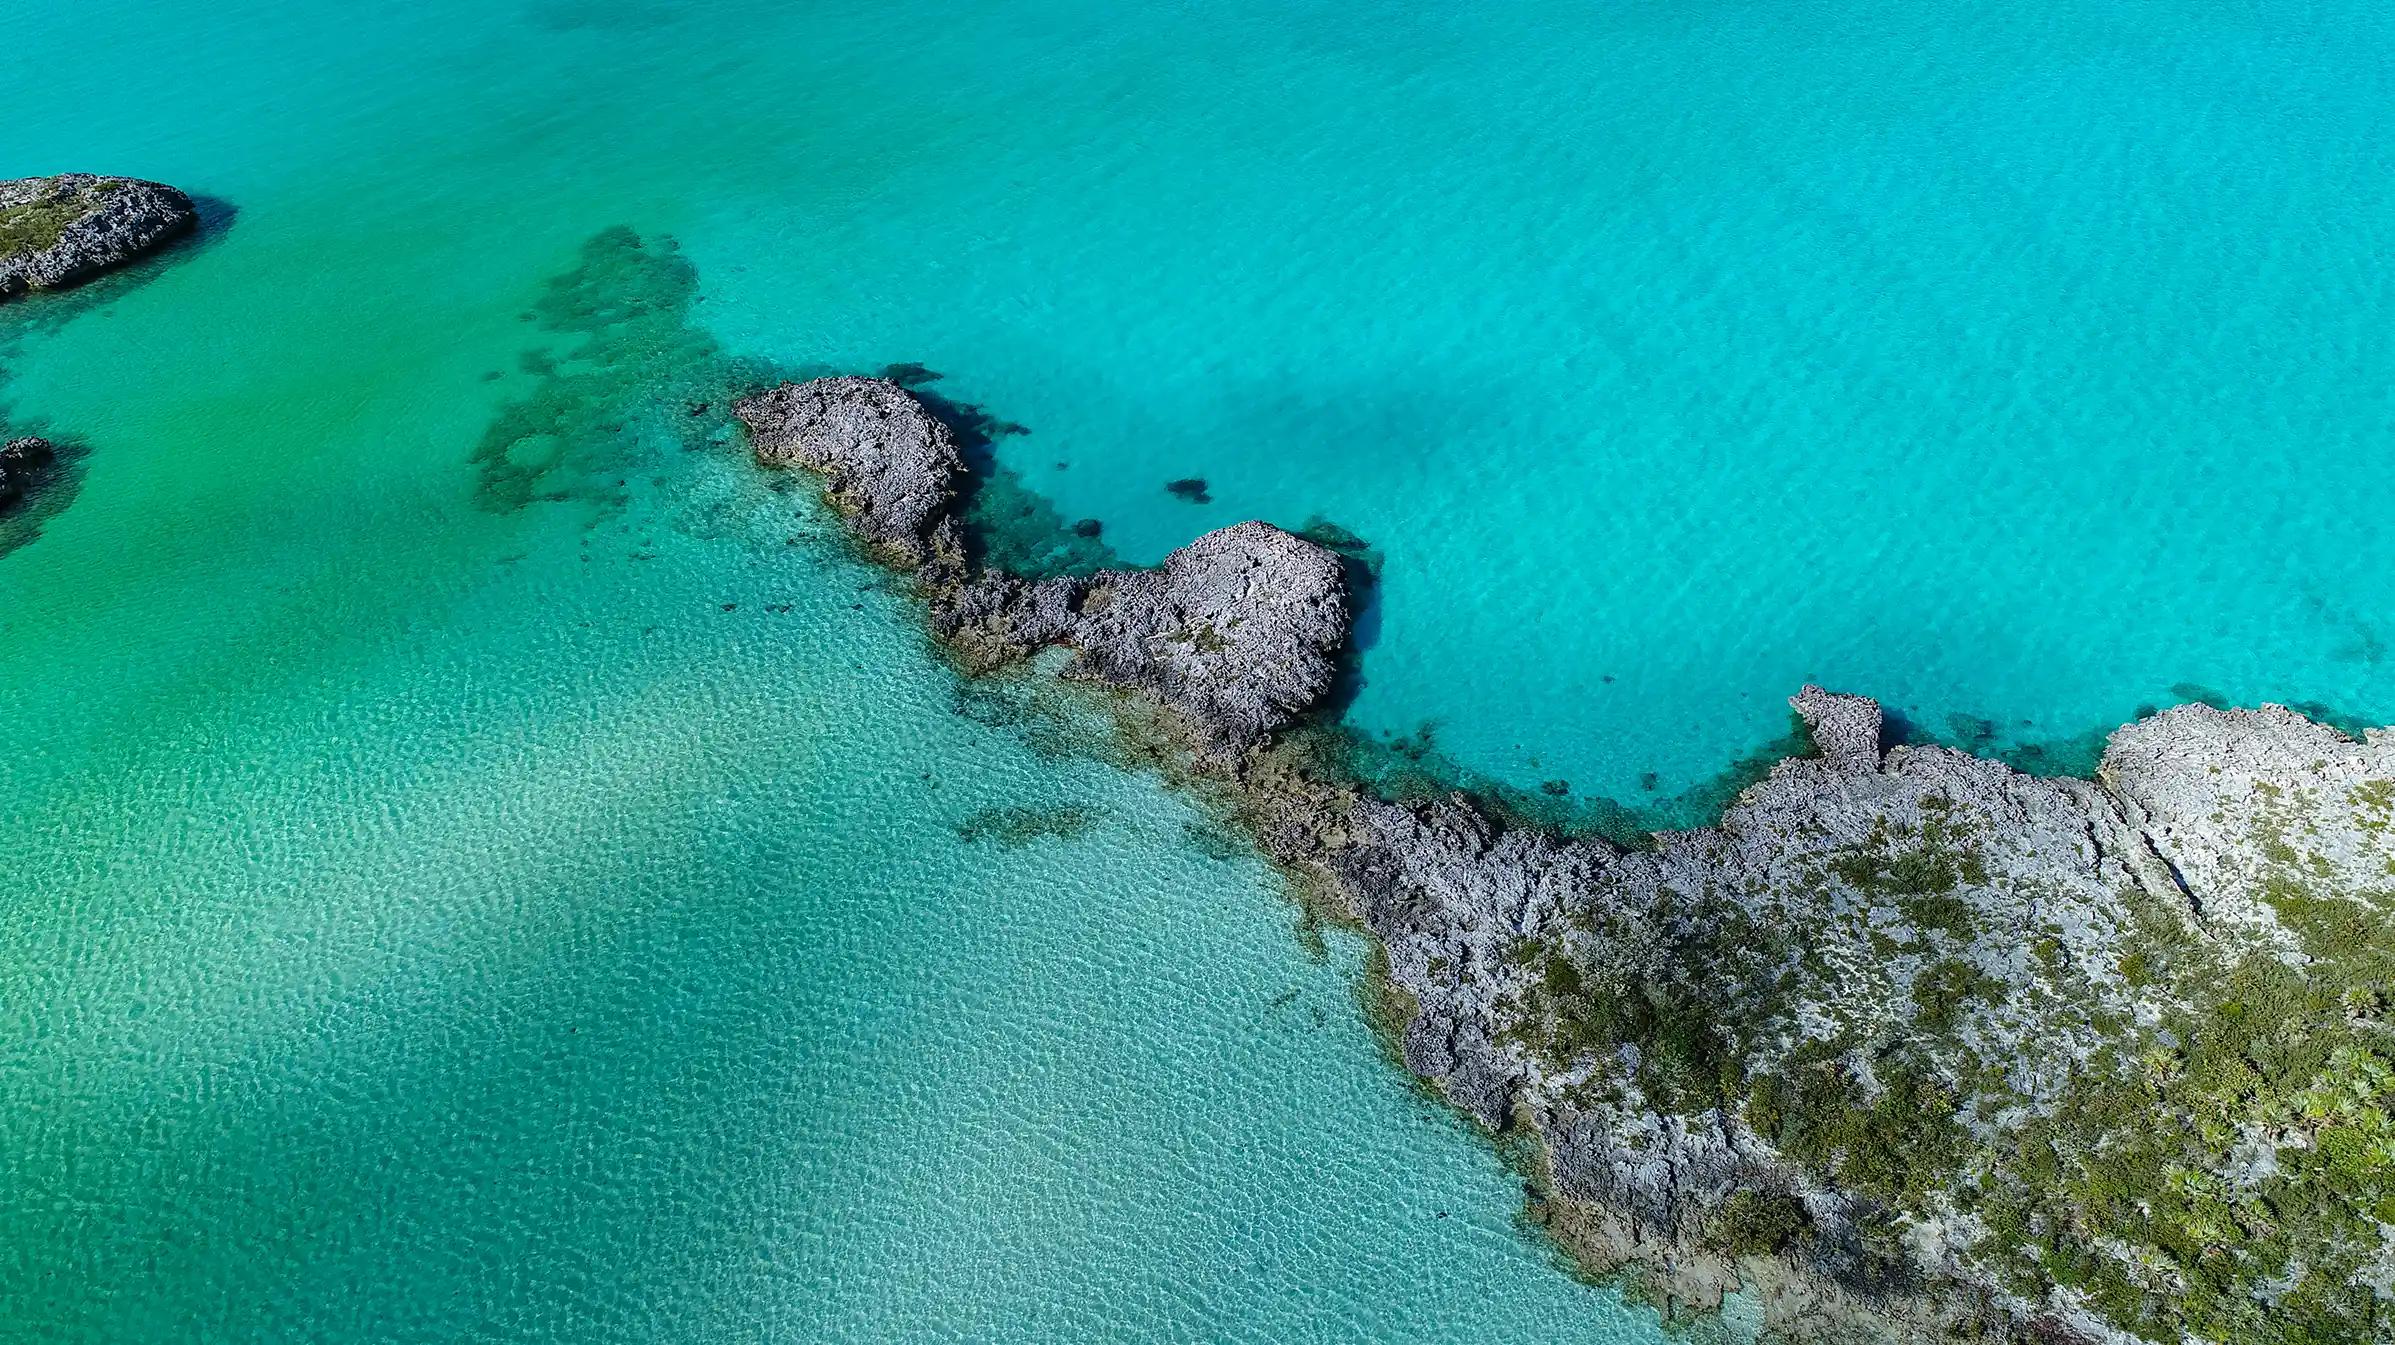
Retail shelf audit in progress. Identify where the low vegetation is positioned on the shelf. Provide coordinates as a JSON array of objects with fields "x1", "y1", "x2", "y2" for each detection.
[
  {"x1": 0, "y1": 179, "x2": 116, "y2": 259},
  {"x1": 1494, "y1": 779, "x2": 2395, "y2": 1341}
]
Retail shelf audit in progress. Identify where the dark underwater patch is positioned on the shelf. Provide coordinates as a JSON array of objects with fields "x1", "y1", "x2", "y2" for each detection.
[
  {"x1": 2167, "y1": 681, "x2": 2234, "y2": 710},
  {"x1": 471, "y1": 226, "x2": 771, "y2": 517},
  {"x1": 2286, "y1": 699, "x2": 2378, "y2": 740},
  {"x1": 957, "y1": 803, "x2": 1104, "y2": 849},
  {"x1": 1316, "y1": 703, "x2": 1816, "y2": 850}
]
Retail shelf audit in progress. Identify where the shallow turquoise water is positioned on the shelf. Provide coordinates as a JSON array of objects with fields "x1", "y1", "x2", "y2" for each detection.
[
  {"x1": 2, "y1": 0, "x2": 2388, "y2": 1337},
  {"x1": 0, "y1": 227, "x2": 1668, "y2": 1335}
]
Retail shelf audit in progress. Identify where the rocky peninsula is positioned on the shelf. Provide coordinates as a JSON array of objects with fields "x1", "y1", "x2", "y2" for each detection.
[
  {"x1": 737, "y1": 376, "x2": 2395, "y2": 1345},
  {"x1": 1, "y1": 174, "x2": 197, "y2": 299}
]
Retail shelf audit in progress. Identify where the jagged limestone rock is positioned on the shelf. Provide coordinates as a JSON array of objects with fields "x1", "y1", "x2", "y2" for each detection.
[
  {"x1": 735, "y1": 371, "x2": 2395, "y2": 1344},
  {"x1": 732, "y1": 376, "x2": 964, "y2": 566},
  {"x1": 0, "y1": 175, "x2": 196, "y2": 298},
  {"x1": 736, "y1": 377, "x2": 1347, "y2": 753}
]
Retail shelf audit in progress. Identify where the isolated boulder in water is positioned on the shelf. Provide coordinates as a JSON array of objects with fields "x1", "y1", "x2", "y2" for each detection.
[{"x1": 0, "y1": 436, "x2": 54, "y2": 508}]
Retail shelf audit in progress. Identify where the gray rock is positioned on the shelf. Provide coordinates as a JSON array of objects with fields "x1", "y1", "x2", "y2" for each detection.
[
  {"x1": 1792, "y1": 683, "x2": 1884, "y2": 773},
  {"x1": 738, "y1": 377, "x2": 1348, "y2": 751},
  {"x1": 740, "y1": 368, "x2": 2386, "y2": 1341},
  {"x1": 1053, "y1": 521, "x2": 1347, "y2": 754},
  {"x1": 732, "y1": 377, "x2": 965, "y2": 566},
  {"x1": 2102, "y1": 703, "x2": 2395, "y2": 943},
  {"x1": 1309, "y1": 690, "x2": 2395, "y2": 1343},
  {"x1": 1, "y1": 175, "x2": 196, "y2": 298},
  {"x1": 930, "y1": 525, "x2": 1348, "y2": 753}
]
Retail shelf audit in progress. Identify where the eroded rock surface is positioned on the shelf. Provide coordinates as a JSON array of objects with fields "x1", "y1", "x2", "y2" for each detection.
[
  {"x1": 732, "y1": 376, "x2": 964, "y2": 565},
  {"x1": 740, "y1": 371, "x2": 2395, "y2": 1344},
  {"x1": 738, "y1": 377, "x2": 1348, "y2": 752},
  {"x1": 2102, "y1": 703, "x2": 2395, "y2": 939},
  {"x1": 936, "y1": 522, "x2": 1347, "y2": 754},
  {"x1": 0, "y1": 175, "x2": 196, "y2": 297},
  {"x1": 1305, "y1": 690, "x2": 2395, "y2": 1343}
]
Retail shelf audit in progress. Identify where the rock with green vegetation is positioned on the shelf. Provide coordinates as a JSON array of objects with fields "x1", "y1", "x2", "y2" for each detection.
[
  {"x1": 737, "y1": 371, "x2": 2395, "y2": 1344},
  {"x1": 1297, "y1": 689, "x2": 2395, "y2": 1344},
  {"x1": 0, "y1": 175, "x2": 196, "y2": 298}
]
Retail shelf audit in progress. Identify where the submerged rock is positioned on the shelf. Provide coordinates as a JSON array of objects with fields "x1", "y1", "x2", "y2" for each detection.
[
  {"x1": 0, "y1": 436, "x2": 53, "y2": 509},
  {"x1": 0, "y1": 175, "x2": 197, "y2": 298},
  {"x1": 739, "y1": 370, "x2": 2395, "y2": 1344}
]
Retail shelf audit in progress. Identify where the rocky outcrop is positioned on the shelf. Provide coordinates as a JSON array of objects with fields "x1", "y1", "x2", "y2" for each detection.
[
  {"x1": 0, "y1": 175, "x2": 197, "y2": 298},
  {"x1": 736, "y1": 377, "x2": 1348, "y2": 753},
  {"x1": 1307, "y1": 690, "x2": 2160, "y2": 1340},
  {"x1": 0, "y1": 436, "x2": 53, "y2": 509},
  {"x1": 2101, "y1": 703, "x2": 2395, "y2": 939},
  {"x1": 1791, "y1": 683, "x2": 1885, "y2": 773},
  {"x1": 1291, "y1": 692, "x2": 2395, "y2": 1344},
  {"x1": 739, "y1": 371, "x2": 2395, "y2": 1344},
  {"x1": 935, "y1": 522, "x2": 1348, "y2": 755},
  {"x1": 733, "y1": 376, "x2": 964, "y2": 566}
]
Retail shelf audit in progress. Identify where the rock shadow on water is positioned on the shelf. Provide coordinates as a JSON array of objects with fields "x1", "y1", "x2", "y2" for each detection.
[
  {"x1": 872, "y1": 362, "x2": 1120, "y2": 581},
  {"x1": 0, "y1": 196, "x2": 238, "y2": 553},
  {"x1": 1295, "y1": 514, "x2": 1385, "y2": 724},
  {"x1": 471, "y1": 226, "x2": 774, "y2": 519},
  {"x1": 0, "y1": 433, "x2": 90, "y2": 559}
]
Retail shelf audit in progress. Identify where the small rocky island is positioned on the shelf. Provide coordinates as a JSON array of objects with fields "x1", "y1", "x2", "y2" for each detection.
[
  {"x1": 1, "y1": 174, "x2": 196, "y2": 299},
  {"x1": 737, "y1": 376, "x2": 2395, "y2": 1344},
  {"x1": 0, "y1": 436, "x2": 54, "y2": 510}
]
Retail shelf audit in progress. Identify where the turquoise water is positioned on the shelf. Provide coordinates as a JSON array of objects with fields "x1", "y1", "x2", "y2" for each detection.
[
  {"x1": 0, "y1": 229, "x2": 1666, "y2": 1337},
  {"x1": 3, "y1": 0, "x2": 2390, "y2": 1337}
]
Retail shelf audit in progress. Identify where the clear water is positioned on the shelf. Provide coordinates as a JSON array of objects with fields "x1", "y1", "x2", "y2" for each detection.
[{"x1": 2, "y1": 0, "x2": 2387, "y2": 1337}]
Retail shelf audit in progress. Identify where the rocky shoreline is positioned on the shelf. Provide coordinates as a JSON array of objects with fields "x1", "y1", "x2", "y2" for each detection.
[
  {"x1": 737, "y1": 375, "x2": 2395, "y2": 1344},
  {"x1": 1, "y1": 174, "x2": 197, "y2": 299}
]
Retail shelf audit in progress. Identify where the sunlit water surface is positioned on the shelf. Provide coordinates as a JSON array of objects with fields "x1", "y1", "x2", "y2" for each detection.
[{"x1": 5, "y1": 0, "x2": 2390, "y2": 1337}]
